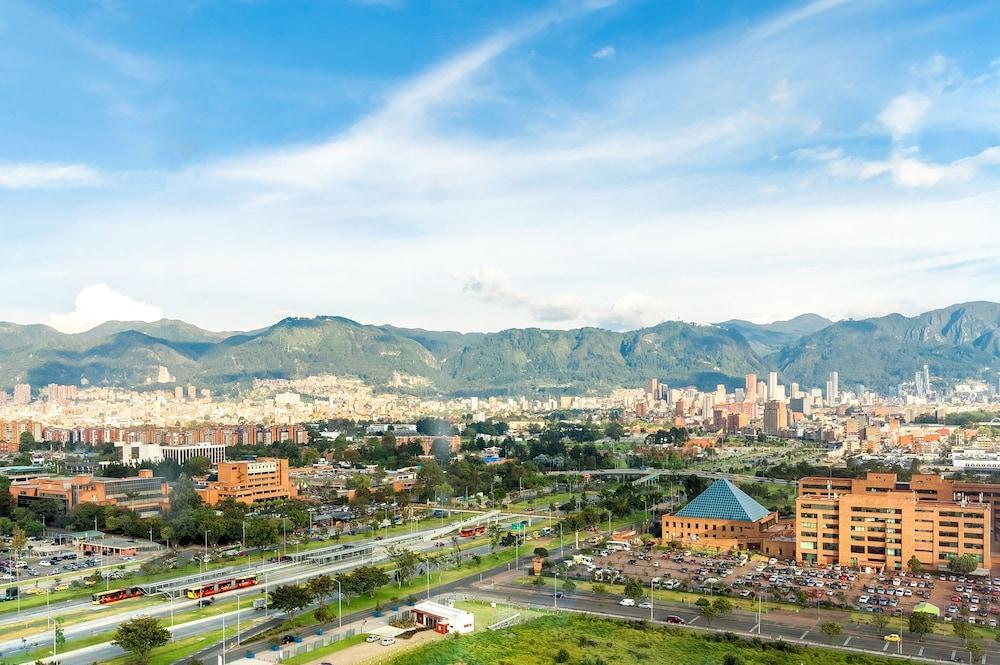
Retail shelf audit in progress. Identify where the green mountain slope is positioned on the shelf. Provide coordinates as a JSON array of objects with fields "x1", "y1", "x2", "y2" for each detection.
[
  {"x1": 774, "y1": 302, "x2": 1000, "y2": 388},
  {"x1": 717, "y1": 314, "x2": 833, "y2": 355},
  {"x1": 0, "y1": 303, "x2": 998, "y2": 395}
]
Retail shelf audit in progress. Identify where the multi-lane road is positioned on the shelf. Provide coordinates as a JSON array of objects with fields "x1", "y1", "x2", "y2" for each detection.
[
  {"x1": 458, "y1": 575, "x2": 989, "y2": 664},
  {"x1": 4, "y1": 513, "x2": 528, "y2": 664}
]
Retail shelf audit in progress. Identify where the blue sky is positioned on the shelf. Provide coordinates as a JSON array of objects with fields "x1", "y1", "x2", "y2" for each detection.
[{"x1": 2, "y1": 0, "x2": 999, "y2": 333}]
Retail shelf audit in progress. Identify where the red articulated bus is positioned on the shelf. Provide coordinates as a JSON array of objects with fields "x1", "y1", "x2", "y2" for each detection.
[
  {"x1": 92, "y1": 587, "x2": 145, "y2": 605},
  {"x1": 184, "y1": 574, "x2": 258, "y2": 599}
]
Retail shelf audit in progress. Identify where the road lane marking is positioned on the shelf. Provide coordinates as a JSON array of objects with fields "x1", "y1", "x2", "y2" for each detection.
[
  {"x1": 882, "y1": 643, "x2": 889, "y2": 652},
  {"x1": 750, "y1": 622, "x2": 760, "y2": 633},
  {"x1": 843, "y1": 637, "x2": 852, "y2": 646},
  {"x1": 799, "y1": 630, "x2": 809, "y2": 640},
  {"x1": 687, "y1": 616, "x2": 699, "y2": 624},
  {"x1": 917, "y1": 647, "x2": 923, "y2": 656},
  {"x1": 951, "y1": 650, "x2": 956, "y2": 660}
]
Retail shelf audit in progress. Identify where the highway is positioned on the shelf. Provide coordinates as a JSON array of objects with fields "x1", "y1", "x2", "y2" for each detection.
[
  {"x1": 454, "y1": 576, "x2": 993, "y2": 664},
  {"x1": 3, "y1": 513, "x2": 530, "y2": 664}
]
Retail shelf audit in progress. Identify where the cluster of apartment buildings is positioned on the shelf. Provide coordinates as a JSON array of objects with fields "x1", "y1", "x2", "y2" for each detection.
[{"x1": 7, "y1": 454, "x2": 297, "y2": 517}]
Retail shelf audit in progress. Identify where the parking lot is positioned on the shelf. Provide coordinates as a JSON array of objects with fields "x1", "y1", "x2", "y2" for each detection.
[{"x1": 570, "y1": 544, "x2": 1000, "y2": 625}]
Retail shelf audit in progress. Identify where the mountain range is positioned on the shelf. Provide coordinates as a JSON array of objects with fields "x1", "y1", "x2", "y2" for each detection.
[{"x1": 1, "y1": 302, "x2": 999, "y2": 396}]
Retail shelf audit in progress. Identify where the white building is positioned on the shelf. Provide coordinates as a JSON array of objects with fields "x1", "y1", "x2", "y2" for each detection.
[
  {"x1": 411, "y1": 601, "x2": 475, "y2": 634},
  {"x1": 116, "y1": 442, "x2": 227, "y2": 465}
]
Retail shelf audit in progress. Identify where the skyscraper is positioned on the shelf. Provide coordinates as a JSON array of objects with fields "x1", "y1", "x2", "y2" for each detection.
[
  {"x1": 763, "y1": 400, "x2": 787, "y2": 435},
  {"x1": 923, "y1": 364, "x2": 931, "y2": 396},
  {"x1": 767, "y1": 371, "x2": 778, "y2": 400},
  {"x1": 915, "y1": 371, "x2": 925, "y2": 398},
  {"x1": 12, "y1": 383, "x2": 31, "y2": 405},
  {"x1": 829, "y1": 371, "x2": 839, "y2": 405},
  {"x1": 744, "y1": 373, "x2": 757, "y2": 402}
]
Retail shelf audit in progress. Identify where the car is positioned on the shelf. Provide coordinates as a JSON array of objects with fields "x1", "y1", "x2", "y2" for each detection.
[
  {"x1": 665, "y1": 615, "x2": 686, "y2": 624},
  {"x1": 198, "y1": 598, "x2": 214, "y2": 607},
  {"x1": 54, "y1": 584, "x2": 69, "y2": 591},
  {"x1": 619, "y1": 598, "x2": 636, "y2": 606},
  {"x1": 884, "y1": 634, "x2": 900, "y2": 643},
  {"x1": 638, "y1": 601, "x2": 653, "y2": 609},
  {"x1": 380, "y1": 637, "x2": 396, "y2": 646},
  {"x1": 554, "y1": 591, "x2": 565, "y2": 599},
  {"x1": 366, "y1": 635, "x2": 380, "y2": 643},
  {"x1": 37, "y1": 561, "x2": 51, "y2": 567}
]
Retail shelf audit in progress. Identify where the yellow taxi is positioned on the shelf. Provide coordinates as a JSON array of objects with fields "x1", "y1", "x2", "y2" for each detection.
[{"x1": 883, "y1": 634, "x2": 900, "y2": 643}]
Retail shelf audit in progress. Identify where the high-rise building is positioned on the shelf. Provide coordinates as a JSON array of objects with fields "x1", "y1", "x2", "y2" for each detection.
[
  {"x1": 915, "y1": 371, "x2": 925, "y2": 398},
  {"x1": 647, "y1": 378, "x2": 662, "y2": 400},
  {"x1": 923, "y1": 364, "x2": 931, "y2": 396},
  {"x1": 767, "y1": 372, "x2": 778, "y2": 400},
  {"x1": 744, "y1": 373, "x2": 757, "y2": 402},
  {"x1": 829, "y1": 371, "x2": 839, "y2": 404},
  {"x1": 12, "y1": 384, "x2": 31, "y2": 405},
  {"x1": 796, "y1": 473, "x2": 992, "y2": 570},
  {"x1": 763, "y1": 400, "x2": 787, "y2": 435}
]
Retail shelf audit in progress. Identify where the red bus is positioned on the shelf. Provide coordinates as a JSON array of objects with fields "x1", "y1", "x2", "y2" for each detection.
[
  {"x1": 92, "y1": 587, "x2": 145, "y2": 605},
  {"x1": 184, "y1": 574, "x2": 258, "y2": 599}
]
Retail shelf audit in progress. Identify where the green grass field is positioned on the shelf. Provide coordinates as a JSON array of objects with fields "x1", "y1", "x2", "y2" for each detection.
[{"x1": 384, "y1": 614, "x2": 920, "y2": 665}]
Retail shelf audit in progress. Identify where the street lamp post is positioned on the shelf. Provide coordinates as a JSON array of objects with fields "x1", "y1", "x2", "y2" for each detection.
[{"x1": 337, "y1": 579, "x2": 343, "y2": 630}]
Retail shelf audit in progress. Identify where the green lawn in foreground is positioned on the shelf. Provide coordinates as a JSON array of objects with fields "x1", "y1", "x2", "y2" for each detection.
[{"x1": 385, "y1": 614, "x2": 921, "y2": 665}]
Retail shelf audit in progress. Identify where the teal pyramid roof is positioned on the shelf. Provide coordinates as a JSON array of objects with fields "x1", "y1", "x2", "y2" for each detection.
[{"x1": 675, "y1": 479, "x2": 770, "y2": 522}]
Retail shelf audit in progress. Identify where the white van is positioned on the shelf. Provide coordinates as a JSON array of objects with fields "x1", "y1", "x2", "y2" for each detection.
[
  {"x1": 607, "y1": 542, "x2": 631, "y2": 552},
  {"x1": 619, "y1": 598, "x2": 636, "y2": 606}
]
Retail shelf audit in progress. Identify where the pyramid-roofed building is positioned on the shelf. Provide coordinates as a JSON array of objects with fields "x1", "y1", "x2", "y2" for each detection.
[
  {"x1": 675, "y1": 479, "x2": 770, "y2": 522},
  {"x1": 662, "y1": 479, "x2": 795, "y2": 560}
]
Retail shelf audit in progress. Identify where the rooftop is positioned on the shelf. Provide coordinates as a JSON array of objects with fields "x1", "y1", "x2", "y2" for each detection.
[{"x1": 675, "y1": 479, "x2": 771, "y2": 522}]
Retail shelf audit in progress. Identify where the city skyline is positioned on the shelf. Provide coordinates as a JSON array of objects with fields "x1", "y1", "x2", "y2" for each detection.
[{"x1": 2, "y1": 0, "x2": 999, "y2": 333}]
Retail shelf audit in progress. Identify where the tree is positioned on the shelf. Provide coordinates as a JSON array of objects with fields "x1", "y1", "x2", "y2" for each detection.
[
  {"x1": 948, "y1": 554, "x2": 979, "y2": 574},
  {"x1": 488, "y1": 523, "x2": 503, "y2": 552},
  {"x1": 712, "y1": 598, "x2": 733, "y2": 616},
  {"x1": 54, "y1": 616, "x2": 66, "y2": 652},
  {"x1": 167, "y1": 475, "x2": 203, "y2": 516},
  {"x1": 908, "y1": 612, "x2": 935, "y2": 641},
  {"x1": 19, "y1": 431, "x2": 36, "y2": 451},
  {"x1": 871, "y1": 612, "x2": 890, "y2": 635},
  {"x1": 314, "y1": 604, "x2": 333, "y2": 624},
  {"x1": 907, "y1": 555, "x2": 923, "y2": 574},
  {"x1": 533, "y1": 547, "x2": 549, "y2": 559},
  {"x1": 306, "y1": 575, "x2": 336, "y2": 603},
  {"x1": 349, "y1": 565, "x2": 390, "y2": 597},
  {"x1": 269, "y1": 584, "x2": 315, "y2": 619},
  {"x1": 299, "y1": 447, "x2": 321, "y2": 467},
  {"x1": 182, "y1": 456, "x2": 212, "y2": 477},
  {"x1": 697, "y1": 599, "x2": 720, "y2": 625},
  {"x1": 111, "y1": 616, "x2": 171, "y2": 665},
  {"x1": 968, "y1": 637, "x2": 984, "y2": 663},
  {"x1": 721, "y1": 655, "x2": 743, "y2": 665},
  {"x1": 623, "y1": 577, "x2": 645, "y2": 600},
  {"x1": 11, "y1": 525, "x2": 27, "y2": 555},
  {"x1": 385, "y1": 547, "x2": 421, "y2": 586},
  {"x1": 953, "y1": 621, "x2": 972, "y2": 645},
  {"x1": 604, "y1": 422, "x2": 626, "y2": 441},
  {"x1": 820, "y1": 622, "x2": 843, "y2": 643},
  {"x1": 244, "y1": 517, "x2": 281, "y2": 548}
]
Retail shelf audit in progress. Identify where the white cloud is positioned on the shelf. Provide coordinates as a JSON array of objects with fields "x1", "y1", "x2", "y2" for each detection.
[
  {"x1": 877, "y1": 92, "x2": 931, "y2": 139},
  {"x1": 592, "y1": 45, "x2": 615, "y2": 59},
  {"x1": 796, "y1": 144, "x2": 1000, "y2": 187},
  {"x1": 0, "y1": 163, "x2": 102, "y2": 189},
  {"x1": 50, "y1": 284, "x2": 163, "y2": 333},
  {"x1": 600, "y1": 292, "x2": 669, "y2": 330},
  {"x1": 463, "y1": 269, "x2": 667, "y2": 330}
]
